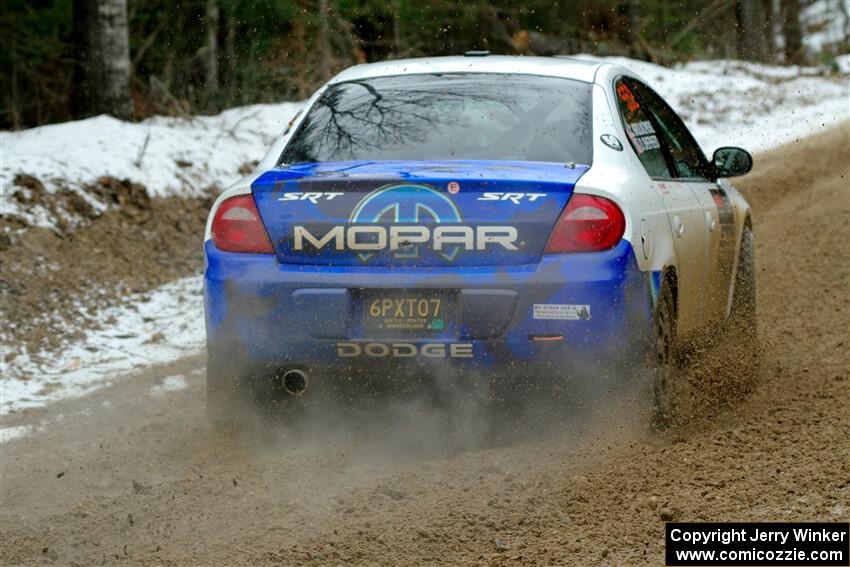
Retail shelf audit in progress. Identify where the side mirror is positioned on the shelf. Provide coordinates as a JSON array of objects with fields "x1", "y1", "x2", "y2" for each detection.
[{"x1": 712, "y1": 146, "x2": 753, "y2": 178}]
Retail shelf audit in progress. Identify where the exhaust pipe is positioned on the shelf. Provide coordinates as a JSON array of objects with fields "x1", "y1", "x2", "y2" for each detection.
[{"x1": 281, "y1": 369, "x2": 308, "y2": 396}]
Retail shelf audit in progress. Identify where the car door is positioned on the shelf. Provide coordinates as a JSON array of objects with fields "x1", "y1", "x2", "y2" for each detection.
[
  {"x1": 627, "y1": 80, "x2": 736, "y2": 324},
  {"x1": 614, "y1": 78, "x2": 708, "y2": 333}
]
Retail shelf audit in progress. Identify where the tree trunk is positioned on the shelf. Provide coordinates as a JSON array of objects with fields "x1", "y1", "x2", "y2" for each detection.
[
  {"x1": 392, "y1": 0, "x2": 403, "y2": 56},
  {"x1": 317, "y1": 0, "x2": 334, "y2": 81},
  {"x1": 204, "y1": 0, "x2": 219, "y2": 97},
  {"x1": 762, "y1": 0, "x2": 778, "y2": 61},
  {"x1": 10, "y1": 36, "x2": 20, "y2": 129},
  {"x1": 781, "y1": 0, "x2": 804, "y2": 64},
  {"x1": 72, "y1": 0, "x2": 133, "y2": 119},
  {"x1": 621, "y1": 0, "x2": 640, "y2": 57},
  {"x1": 844, "y1": 1, "x2": 850, "y2": 49},
  {"x1": 736, "y1": 0, "x2": 769, "y2": 61},
  {"x1": 223, "y1": 9, "x2": 236, "y2": 96}
]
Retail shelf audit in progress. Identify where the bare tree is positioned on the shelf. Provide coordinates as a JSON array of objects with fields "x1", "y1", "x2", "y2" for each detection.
[
  {"x1": 621, "y1": 0, "x2": 640, "y2": 57},
  {"x1": 391, "y1": 0, "x2": 404, "y2": 56},
  {"x1": 736, "y1": 0, "x2": 769, "y2": 61},
  {"x1": 845, "y1": 0, "x2": 850, "y2": 48},
  {"x1": 317, "y1": 0, "x2": 334, "y2": 81},
  {"x1": 223, "y1": 9, "x2": 236, "y2": 94},
  {"x1": 781, "y1": 0, "x2": 804, "y2": 64},
  {"x1": 762, "y1": 0, "x2": 778, "y2": 61},
  {"x1": 204, "y1": 0, "x2": 220, "y2": 97},
  {"x1": 72, "y1": 0, "x2": 133, "y2": 119}
]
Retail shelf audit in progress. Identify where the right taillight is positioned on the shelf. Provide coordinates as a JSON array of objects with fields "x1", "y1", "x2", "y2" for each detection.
[
  {"x1": 544, "y1": 194, "x2": 625, "y2": 253},
  {"x1": 211, "y1": 194, "x2": 274, "y2": 253}
]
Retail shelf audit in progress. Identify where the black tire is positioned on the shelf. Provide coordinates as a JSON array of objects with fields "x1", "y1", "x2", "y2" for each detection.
[
  {"x1": 722, "y1": 225, "x2": 760, "y2": 389},
  {"x1": 651, "y1": 282, "x2": 678, "y2": 430},
  {"x1": 729, "y1": 226, "x2": 757, "y2": 337}
]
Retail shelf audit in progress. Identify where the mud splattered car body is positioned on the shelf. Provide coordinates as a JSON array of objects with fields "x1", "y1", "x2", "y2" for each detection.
[{"x1": 203, "y1": 55, "x2": 755, "y2": 420}]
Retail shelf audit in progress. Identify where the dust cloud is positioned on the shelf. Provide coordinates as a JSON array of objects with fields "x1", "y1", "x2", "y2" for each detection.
[{"x1": 1, "y1": 125, "x2": 847, "y2": 566}]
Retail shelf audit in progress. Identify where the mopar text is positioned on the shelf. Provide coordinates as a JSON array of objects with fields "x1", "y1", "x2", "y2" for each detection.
[{"x1": 294, "y1": 225, "x2": 518, "y2": 252}]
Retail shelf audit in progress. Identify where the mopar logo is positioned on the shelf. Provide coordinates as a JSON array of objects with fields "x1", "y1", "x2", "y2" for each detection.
[
  {"x1": 351, "y1": 183, "x2": 462, "y2": 261},
  {"x1": 292, "y1": 184, "x2": 518, "y2": 262}
]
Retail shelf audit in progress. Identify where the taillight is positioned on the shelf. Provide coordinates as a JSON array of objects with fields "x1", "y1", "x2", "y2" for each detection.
[
  {"x1": 211, "y1": 195, "x2": 274, "y2": 253},
  {"x1": 544, "y1": 194, "x2": 625, "y2": 253}
]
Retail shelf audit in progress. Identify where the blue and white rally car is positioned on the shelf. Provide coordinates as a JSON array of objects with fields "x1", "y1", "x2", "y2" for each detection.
[{"x1": 203, "y1": 54, "x2": 756, "y2": 426}]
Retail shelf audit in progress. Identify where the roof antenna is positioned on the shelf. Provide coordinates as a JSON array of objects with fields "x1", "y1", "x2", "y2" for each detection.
[{"x1": 464, "y1": 50, "x2": 490, "y2": 57}]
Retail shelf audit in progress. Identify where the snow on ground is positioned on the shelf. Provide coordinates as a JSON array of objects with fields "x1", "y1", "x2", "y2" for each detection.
[
  {"x1": 1, "y1": 276, "x2": 204, "y2": 418},
  {"x1": 1, "y1": 57, "x2": 848, "y2": 427},
  {"x1": 0, "y1": 424, "x2": 35, "y2": 443},
  {"x1": 150, "y1": 374, "x2": 190, "y2": 396}
]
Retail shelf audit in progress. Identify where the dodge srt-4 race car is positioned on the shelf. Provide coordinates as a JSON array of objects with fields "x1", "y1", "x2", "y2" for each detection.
[{"x1": 203, "y1": 55, "x2": 756, "y2": 426}]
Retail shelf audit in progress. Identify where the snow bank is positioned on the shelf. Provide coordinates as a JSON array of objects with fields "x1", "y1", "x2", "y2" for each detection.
[
  {"x1": 1, "y1": 102, "x2": 303, "y2": 228},
  {"x1": 1, "y1": 57, "x2": 848, "y2": 424}
]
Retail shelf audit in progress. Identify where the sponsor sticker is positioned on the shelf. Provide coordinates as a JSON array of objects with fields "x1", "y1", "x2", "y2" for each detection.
[
  {"x1": 600, "y1": 134, "x2": 623, "y2": 151},
  {"x1": 447, "y1": 181, "x2": 460, "y2": 194},
  {"x1": 533, "y1": 304, "x2": 591, "y2": 320}
]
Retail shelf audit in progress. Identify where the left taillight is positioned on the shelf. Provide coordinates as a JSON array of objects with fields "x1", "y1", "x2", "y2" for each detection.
[{"x1": 211, "y1": 195, "x2": 274, "y2": 253}]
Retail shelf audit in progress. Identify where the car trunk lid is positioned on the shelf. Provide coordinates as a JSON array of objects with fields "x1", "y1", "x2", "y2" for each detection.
[{"x1": 252, "y1": 160, "x2": 588, "y2": 267}]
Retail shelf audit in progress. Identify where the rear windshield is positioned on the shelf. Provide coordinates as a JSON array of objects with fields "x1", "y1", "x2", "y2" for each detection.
[{"x1": 280, "y1": 73, "x2": 593, "y2": 165}]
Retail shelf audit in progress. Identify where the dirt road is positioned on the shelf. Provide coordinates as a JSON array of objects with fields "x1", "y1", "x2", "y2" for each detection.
[{"x1": 1, "y1": 125, "x2": 848, "y2": 566}]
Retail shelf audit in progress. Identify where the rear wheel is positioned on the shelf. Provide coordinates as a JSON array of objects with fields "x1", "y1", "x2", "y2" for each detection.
[
  {"x1": 721, "y1": 225, "x2": 760, "y2": 388},
  {"x1": 651, "y1": 282, "x2": 678, "y2": 429},
  {"x1": 729, "y1": 226, "x2": 757, "y2": 337}
]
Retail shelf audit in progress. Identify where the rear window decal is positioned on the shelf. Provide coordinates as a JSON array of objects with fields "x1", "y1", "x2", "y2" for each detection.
[
  {"x1": 640, "y1": 135, "x2": 661, "y2": 151},
  {"x1": 630, "y1": 120, "x2": 655, "y2": 136},
  {"x1": 625, "y1": 124, "x2": 661, "y2": 155}
]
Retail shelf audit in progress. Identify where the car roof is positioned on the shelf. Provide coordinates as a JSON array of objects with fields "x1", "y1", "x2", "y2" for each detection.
[{"x1": 327, "y1": 55, "x2": 606, "y2": 85}]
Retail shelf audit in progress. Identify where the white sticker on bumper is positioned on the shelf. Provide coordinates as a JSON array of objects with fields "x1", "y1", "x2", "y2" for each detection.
[{"x1": 533, "y1": 304, "x2": 591, "y2": 320}]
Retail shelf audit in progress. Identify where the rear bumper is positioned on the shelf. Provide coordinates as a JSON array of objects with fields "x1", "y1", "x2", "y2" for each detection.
[{"x1": 203, "y1": 239, "x2": 653, "y2": 373}]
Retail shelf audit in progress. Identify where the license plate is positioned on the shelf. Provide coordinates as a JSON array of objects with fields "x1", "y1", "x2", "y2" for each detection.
[{"x1": 364, "y1": 291, "x2": 448, "y2": 335}]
